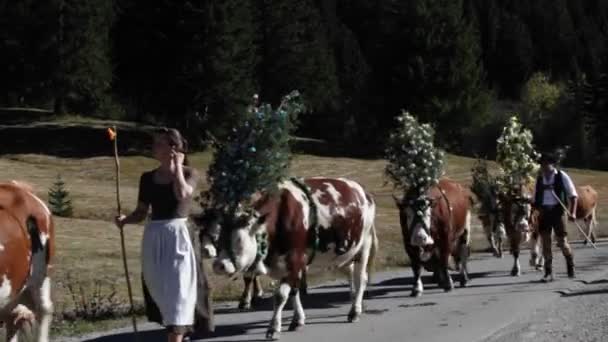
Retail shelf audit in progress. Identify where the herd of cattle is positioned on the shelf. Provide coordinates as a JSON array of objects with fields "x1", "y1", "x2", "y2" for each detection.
[{"x1": 0, "y1": 174, "x2": 600, "y2": 341}]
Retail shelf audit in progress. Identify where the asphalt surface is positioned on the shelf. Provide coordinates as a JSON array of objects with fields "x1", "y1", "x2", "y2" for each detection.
[{"x1": 59, "y1": 241, "x2": 608, "y2": 342}]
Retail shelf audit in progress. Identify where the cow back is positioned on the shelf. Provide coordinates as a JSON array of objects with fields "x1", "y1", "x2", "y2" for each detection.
[
  {"x1": 254, "y1": 178, "x2": 373, "y2": 269},
  {"x1": 576, "y1": 185, "x2": 598, "y2": 219},
  {"x1": 428, "y1": 179, "x2": 472, "y2": 242},
  {"x1": 0, "y1": 182, "x2": 54, "y2": 309}
]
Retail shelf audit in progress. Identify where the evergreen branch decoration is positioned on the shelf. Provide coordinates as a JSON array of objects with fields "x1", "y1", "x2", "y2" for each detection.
[
  {"x1": 470, "y1": 159, "x2": 499, "y2": 212},
  {"x1": 495, "y1": 116, "x2": 540, "y2": 195},
  {"x1": 385, "y1": 111, "x2": 445, "y2": 199},
  {"x1": 48, "y1": 174, "x2": 73, "y2": 217},
  {"x1": 204, "y1": 90, "x2": 305, "y2": 215}
]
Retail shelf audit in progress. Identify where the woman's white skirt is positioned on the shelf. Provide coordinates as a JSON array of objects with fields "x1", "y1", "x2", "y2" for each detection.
[{"x1": 142, "y1": 218, "x2": 197, "y2": 326}]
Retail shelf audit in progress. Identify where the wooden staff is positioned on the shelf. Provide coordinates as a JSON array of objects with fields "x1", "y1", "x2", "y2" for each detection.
[
  {"x1": 108, "y1": 126, "x2": 140, "y2": 340},
  {"x1": 551, "y1": 190, "x2": 597, "y2": 249}
]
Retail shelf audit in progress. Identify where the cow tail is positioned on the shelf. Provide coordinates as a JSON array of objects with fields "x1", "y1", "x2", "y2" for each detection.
[
  {"x1": 47, "y1": 216, "x2": 56, "y2": 274},
  {"x1": 366, "y1": 223, "x2": 379, "y2": 285}
]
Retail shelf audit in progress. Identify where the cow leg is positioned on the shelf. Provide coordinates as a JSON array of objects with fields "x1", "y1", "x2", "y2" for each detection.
[
  {"x1": 35, "y1": 277, "x2": 54, "y2": 342},
  {"x1": 529, "y1": 231, "x2": 541, "y2": 269},
  {"x1": 409, "y1": 261, "x2": 424, "y2": 297},
  {"x1": 299, "y1": 268, "x2": 308, "y2": 296},
  {"x1": 337, "y1": 262, "x2": 355, "y2": 301},
  {"x1": 510, "y1": 233, "x2": 521, "y2": 276},
  {"x1": 348, "y1": 244, "x2": 371, "y2": 323},
  {"x1": 483, "y1": 223, "x2": 498, "y2": 256},
  {"x1": 266, "y1": 279, "x2": 291, "y2": 340},
  {"x1": 253, "y1": 275, "x2": 265, "y2": 306},
  {"x1": 5, "y1": 320, "x2": 20, "y2": 342},
  {"x1": 584, "y1": 216, "x2": 596, "y2": 245},
  {"x1": 511, "y1": 250, "x2": 521, "y2": 276},
  {"x1": 239, "y1": 276, "x2": 255, "y2": 310},
  {"x1": 458, "y1": 237, "x2": 470, "y2": 288},
  {"x1": 440, "y1": 263, "x2": 454, "y2": 292},
  {"x1": 288, "y1": 288, "x2": 305, "y2": 332},
  {"x1": 496, "y1": 235, "x2": 503, "y2": 258}
]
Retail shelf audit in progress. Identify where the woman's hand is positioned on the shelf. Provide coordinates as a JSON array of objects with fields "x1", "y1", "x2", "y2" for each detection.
[
  {"x1": 115, "y1": 214, "x2": 127, "y2": 229},
  {"x1": 171, "y1": 149, "x2": 185, "y2": 168}
]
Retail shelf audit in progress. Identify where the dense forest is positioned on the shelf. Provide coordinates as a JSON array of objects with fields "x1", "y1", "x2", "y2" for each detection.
[{"x1": 1, "y1": 0, "x2": 607, "y2": 166}]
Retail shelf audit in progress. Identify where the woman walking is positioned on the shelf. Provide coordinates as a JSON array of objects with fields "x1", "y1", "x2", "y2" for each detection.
[{"x1": 115, "y1": 127, "x2": 213, "y2": 342}]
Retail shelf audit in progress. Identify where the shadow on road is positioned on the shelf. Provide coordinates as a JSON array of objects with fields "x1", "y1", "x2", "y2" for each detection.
[
  {"x1": 82, "y1": 320, "x2": 268, "y2": 342},
  {"x1": 558, "y1": 288, "x2": 608, "y2": 297},
  {"x1": 214, "y1": 271, "x2": 530, "y2": 315}
]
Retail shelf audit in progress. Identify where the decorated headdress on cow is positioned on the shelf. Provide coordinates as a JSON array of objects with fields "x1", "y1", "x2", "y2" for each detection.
[
  {"x1": 199, "y1": 90, "x2": 306, "y2": 222},
  {"x1": 495, "y1": 115, "x2": 540, "y2": 197},
  {"x1": 385, "y1": 111, "x2": 445, "y2": 203},
  {"x1": 470, "y1": 158, "x2": 500, "y2": 213}
]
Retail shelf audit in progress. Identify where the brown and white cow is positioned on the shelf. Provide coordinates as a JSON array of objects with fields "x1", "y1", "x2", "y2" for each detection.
[
  {"x1": 575, "y1": 185, "x2": 599, "y2": 244},
  {"x1": 473, "y1": 189, "x2": 507, "y2": 258},
  {"x1": 495, "y1": 182, "x2": 536, "y2": 276},
  {"x1": 195, "y1": 206, "x2": 307, "y2": 311},
  {"x1": 394, "y1": 178, "x2": 473, "y2": 297},
  {"x1": 0, "y1": 181, "x2": 55, "y2": 342},
  {"x1": 210, "y1": 177, "x2": 378, "y2": 340}
]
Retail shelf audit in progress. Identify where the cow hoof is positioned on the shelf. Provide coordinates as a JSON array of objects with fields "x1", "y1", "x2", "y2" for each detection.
[
  {"x1": 251, "y1": 295, "x2": 265, "y2": 308},
  {"x1": 410, "y1": 290, "x2": 422, "y2": 297},
  {"x1": 511, "y1": 268, "x2": 520, "y2": 277},
  {"x1": 288, "y1": 321, "x2": 304, "y2": 332},
  {"x1": 443, "y1": 286, "x2": 453, "y2": 293},
  {"x1": 266, "y1": 328, "x2": 280, "y2": 340},
  {"x1": 238, "y1": 301, "x2": 251, "y2": 311},
  {"x1": 460, "y1": 279, "x2": 468, "y2": 288},
  {"x1": 347, "y1": 310, "x2": 361, "y2": 323}
]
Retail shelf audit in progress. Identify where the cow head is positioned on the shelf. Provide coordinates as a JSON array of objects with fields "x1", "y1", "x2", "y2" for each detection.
[
  {"x1": 192, "y1": 208, "x2": 222, "y2": 259},
  {"x1": 503, "y1": 187, "x2": 534, "y2": 241},
  {"x1": 212, "y1": 209, "x2": 268, "y2": 277},
  {"x1": 394, "y1": 194, "x2": 436, "y2": 252},
  {"x1": 477, "y1": 194, "x2": 506, "y2": 246}
]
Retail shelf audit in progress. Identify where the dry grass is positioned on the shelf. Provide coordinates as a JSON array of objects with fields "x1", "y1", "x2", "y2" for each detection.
[{"x1": 1, "y1": 151, "x2": 607, "y2": 337}]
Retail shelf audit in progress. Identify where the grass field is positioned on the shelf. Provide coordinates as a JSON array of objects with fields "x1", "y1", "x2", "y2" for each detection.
[{"x1": 2, "y1": 150, "x2": 608, "y2": 338}]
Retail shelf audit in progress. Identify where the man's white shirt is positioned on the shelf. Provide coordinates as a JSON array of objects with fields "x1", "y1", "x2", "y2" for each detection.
[{"x1": 534, "y1": 169, "x2": 577, "y2": 206}]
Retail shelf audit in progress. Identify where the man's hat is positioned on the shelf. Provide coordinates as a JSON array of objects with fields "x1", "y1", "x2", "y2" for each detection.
[
  {"x1": 540, "y1": 152, "x2": 557, "y2": 164},
  {"x1": 540, "y1": 148, "x2": 567, "y2": 165}
]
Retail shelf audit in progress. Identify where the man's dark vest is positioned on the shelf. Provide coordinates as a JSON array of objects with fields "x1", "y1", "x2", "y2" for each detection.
[{"x1": 535, "y1": 170, "x2": 566, "y2": 211}]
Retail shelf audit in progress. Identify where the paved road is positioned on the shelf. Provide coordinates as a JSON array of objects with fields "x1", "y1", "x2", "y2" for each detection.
[{"x1": 62, "y1": 241, "x2": 608, "y2": 342}]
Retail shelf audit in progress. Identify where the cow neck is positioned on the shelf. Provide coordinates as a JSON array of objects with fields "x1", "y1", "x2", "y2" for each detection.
[{"x1": 289, "y1": 177, "x2": 320, "y2": 265}]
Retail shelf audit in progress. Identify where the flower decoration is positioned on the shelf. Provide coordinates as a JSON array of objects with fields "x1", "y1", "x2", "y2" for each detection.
[
  {"x1": 385, "y1": 111, "x2": 445, "y2": 200},
  {"x1": 495, "y1": 115, "x2": 540, "y2": 195}
]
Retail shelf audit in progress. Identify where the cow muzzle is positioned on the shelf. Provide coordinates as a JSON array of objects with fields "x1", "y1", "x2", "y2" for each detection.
[
  {"x1": 410, "y1": 226, "x2": 434, "y2": 247},
  {"x1": 517, "y1": 219, "x2": 531, "y2": 242},
  {"x1": 213, "y1": 257, "x2": 236, "y2": 276},
  {"x1": 200, "y1": 236, "x2": 217, "y2": 259}
]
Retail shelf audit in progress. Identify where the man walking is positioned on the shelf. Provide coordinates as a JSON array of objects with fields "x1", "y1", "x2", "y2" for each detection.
[{"x1": 533, "y1": 151, "x2": 578, "y2": 282}]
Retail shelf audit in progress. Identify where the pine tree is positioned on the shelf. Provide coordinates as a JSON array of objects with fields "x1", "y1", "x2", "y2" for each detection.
[
  {"x1": 204, "y1": 91, "x2": 305, "y2": 215},
  {"x1": 53, "y1": 0, "x2": 114, "y2": 115},
  {"x1": 48, "y1": 174, "x2": 73, "y2": 217},
  {"x1": 259, "y1": 0, "x2": 340, "y2": 117},
  {"x1": 391, "y1": 0, "x2": 491, "y2": 149},
  {"x1": 200, "y1": 0, "x2": 259, "y2": 140},
  {"x1": 0, "y1": 1, "x2": 60, "y2": 107}
]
